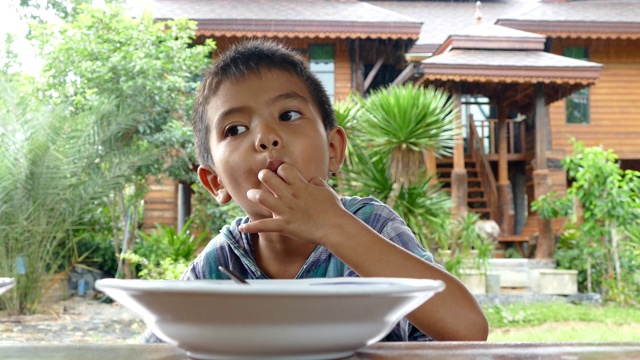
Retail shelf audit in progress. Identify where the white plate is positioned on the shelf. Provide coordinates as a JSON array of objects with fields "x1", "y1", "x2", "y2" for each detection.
[
  {"x1": 96, "y1": 277, "x2": 445, "y2": 360},
  {"x1": 0, "y1": 278, "x2": 15, "y2": 296}
]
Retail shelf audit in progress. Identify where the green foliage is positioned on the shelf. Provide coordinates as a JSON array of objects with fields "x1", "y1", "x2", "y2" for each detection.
[
  {"x1": 124, "y1": 219, "x2": 207, "y2": 280},
  {"x1": 483, "y1": 302, "x2": 640, "y2": 329},
  {"x1": 333, "y1": 89, "x2": 490, "y2": 274},
  {"x1": 0, "y1": 74, "x2": 140, "y2": 314},
  {"x1": 531, "y1": 140, "x2": 640, "y2": 304},
  {"x1": 17, "y1": 0, "x2": 107, "y2": 23},
  {"x1": 433, "y1": 213, "x2": 494, "y2": 276},
  {"x1": 32, "y1": 3, "x2": 216, "y2": 182},
  {"x1": 355, "y1": 84, "x2": 459, "y2": 186},
  {"x1": 359, "y1": 84, "x2": 458, "y2": 156},
  {"x1": 21, "y1": 3, "x2": 217, "y2": 281},
  {"x1": 121, "y1": 252, "x2": 189, "y2": 280},
  {"x1": 337, "y1": 129, "x2": 453, "y2": 249},
  {"x1": 190, "y1": 184, "x2": 246, "y2": 241},
  {"x1": 137, "y1": 219, "x2": 208, "y2": 265}
]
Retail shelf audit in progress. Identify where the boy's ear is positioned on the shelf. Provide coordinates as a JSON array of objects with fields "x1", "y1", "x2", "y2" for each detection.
[
  {"x1": 327, "y1": 126, "x2": 347, "y2": 174},
  {"x1": 198, "y1": 165, "x2": 232, "y2": 204}
]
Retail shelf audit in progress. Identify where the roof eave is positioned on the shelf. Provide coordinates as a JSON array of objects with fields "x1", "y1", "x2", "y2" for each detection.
[
  {"x1": 417, "y1": 64, "x2": 601, "y2": 85},
  {"x1": 435, "y1": 36, "x2": 545, "y2": 55},
  {"x1": 163, "y1": 18, "x2": 422, "y2": 40},
  {"x1": 497, "y1": 20, "x2": 640, "y2": 40}
]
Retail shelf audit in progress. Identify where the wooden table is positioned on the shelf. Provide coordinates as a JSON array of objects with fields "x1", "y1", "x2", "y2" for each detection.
[{"x1": 2, "y1": 342, "x2": 640, "y2": 359}]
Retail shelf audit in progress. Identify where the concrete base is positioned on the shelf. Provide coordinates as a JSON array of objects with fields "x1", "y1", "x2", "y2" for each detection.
[
  {"x1": 459, "y1": 269, "x2": 486, "y2": 295},
  {"x1": 458, "y1": 259, "x2": 578, "y2": 295},
  {"x1": 485, "y1": 259, "x2": 578, "y2": 294},
  {"x1": 530, "y1": 269, "x2": 578, "y2": 295}
]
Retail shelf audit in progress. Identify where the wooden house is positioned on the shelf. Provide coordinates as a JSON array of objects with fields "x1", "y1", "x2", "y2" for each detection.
[{"x1": 136, "y1": 0, "x2": 640, "y2": 259}]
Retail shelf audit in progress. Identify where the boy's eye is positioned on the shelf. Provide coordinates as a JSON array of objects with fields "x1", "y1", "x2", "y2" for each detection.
[
  {"x1": 279, "y1": 110, "x2": 301, "y2": 122},
  {"x1": 224, "y1": 125, "x2": 248, "y2": 137}
]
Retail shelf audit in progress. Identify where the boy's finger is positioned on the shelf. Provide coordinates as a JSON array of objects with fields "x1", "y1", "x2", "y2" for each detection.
[
  {"x1": 246, "y1": 188, "x2": 280, "y2": 212},
  {"x1": 239, "y1": 219, "x2": 282, "y2": 234},
  {"x1": 258, "y1": 169, "x2": 288, "y2": 197},
  {"x1": 276, "y1": 163, "x2": 306, "y2": 185}
]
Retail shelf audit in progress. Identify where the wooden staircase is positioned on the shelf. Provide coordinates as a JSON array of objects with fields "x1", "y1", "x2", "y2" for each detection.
[{"x1": 436, "y1": 156, "x2": 492, "y2": 220}]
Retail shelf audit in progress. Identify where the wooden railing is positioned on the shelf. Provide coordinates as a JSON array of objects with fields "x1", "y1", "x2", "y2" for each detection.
[
  {"x1": 468, "y1": 115, "x2": 499, "y2": 221},
  {"x1": 472, "y1": 118, "x2": 527, "y2": 155}
]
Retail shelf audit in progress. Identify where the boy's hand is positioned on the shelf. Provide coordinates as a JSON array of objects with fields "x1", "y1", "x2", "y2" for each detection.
[{"x1": 238, "y1": 163, "x2": 345, "y2": 245}]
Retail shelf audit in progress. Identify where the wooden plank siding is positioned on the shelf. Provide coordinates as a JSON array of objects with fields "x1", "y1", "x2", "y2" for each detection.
[
  {"x1": 548, "y1": 38, "x2": 640, "y2": 160},
  {"x1": 143, "y1": 177, "x2": 178, "y2": 231}
]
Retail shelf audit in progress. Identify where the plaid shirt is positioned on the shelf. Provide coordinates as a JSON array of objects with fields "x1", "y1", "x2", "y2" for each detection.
[{"x1": 141, "y1": 196, "x2": 435, "y2": 343}]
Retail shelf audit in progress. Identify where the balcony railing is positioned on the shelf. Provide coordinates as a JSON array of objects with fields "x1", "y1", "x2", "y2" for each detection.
[{"x1": 468, "y1": 118, "x2": 528, "y2": 156}]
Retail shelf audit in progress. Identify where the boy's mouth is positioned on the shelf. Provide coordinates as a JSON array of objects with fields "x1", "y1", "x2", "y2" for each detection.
[{"x1": 266, "y1": 159, "x2": 285, "y2": 174}]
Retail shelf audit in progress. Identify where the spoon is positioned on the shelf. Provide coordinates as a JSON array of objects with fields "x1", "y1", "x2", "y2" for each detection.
[{"x1": 218, "y1": 266, "x2": 249, "y2": 285}]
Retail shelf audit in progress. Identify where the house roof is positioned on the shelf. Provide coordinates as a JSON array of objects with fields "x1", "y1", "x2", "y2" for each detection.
[
  {"x1": 434, "y1": 23, "x2": 546, "y2": 55},
  {"x1": 373, "y1": 0, "x2": 640, "y2": 52},
  {"x1": 371, "y1": 0, "x2": 539, "y2": 54},
  {"x1": 496, "y1": 0, "x2": 640, "y2": 39},
  {"x1": 129, "y1": 0, "x2": 422, "y2": 40},
  {"x1": 417, "y1": 49, "x2": 602, "y2": 112}
]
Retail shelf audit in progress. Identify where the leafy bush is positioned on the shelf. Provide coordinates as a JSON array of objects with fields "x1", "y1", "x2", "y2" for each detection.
[
  {"x1": 532, "y1": 140, "x2": 640, "y2": 305},
  {"x1": 125, "y1": 219, "x2": 208, "y2": 280},
  {"x1": 433, "y1": 212, "x2": 494, "y2": 276}
]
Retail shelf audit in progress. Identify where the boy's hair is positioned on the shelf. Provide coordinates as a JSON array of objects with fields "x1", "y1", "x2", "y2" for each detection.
[{"x1": 193, "y1": 39, "x2": 338, "y2": 167}]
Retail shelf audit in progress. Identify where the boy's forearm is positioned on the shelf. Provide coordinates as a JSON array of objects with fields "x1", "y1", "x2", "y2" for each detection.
[{"x1": 319, "y1": 210, "x2": 489, "y2": 341}]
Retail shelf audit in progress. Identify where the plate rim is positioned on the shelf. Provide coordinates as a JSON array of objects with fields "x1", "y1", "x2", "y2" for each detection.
[
  {"x1": 95, "y1": 277, "x2": 445, "y2": 297},
  {"x1": 0, "y1": 278, "x2": 15, "y2": 286}
]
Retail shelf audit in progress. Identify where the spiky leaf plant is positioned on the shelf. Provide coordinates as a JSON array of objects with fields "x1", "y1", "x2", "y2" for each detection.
[{"x1": 359, "y1": 84, "x2": 459, "y2": 186}]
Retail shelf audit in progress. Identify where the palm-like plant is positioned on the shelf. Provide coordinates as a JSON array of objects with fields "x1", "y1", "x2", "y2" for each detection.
[
  {"x1": 335, "y1": 84, "x2": 463, "y2": 249},
  {"x1": 359, "y1": 84, "x2": 459, "y2": 188},
  {"x1": 333, "y1": 94, "x2": 363, "y2": 171},
  {"x1": 0, "y1": 75, "x2": 153, "y2": 314}
]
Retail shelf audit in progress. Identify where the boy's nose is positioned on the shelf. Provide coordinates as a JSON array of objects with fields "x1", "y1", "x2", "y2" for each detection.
[
  {"x1": 255, "y1": 125, "x2": 282, "y2": 151},
  {"x1": 259, "y1": 139, "x2": 279, "y2": 150}
]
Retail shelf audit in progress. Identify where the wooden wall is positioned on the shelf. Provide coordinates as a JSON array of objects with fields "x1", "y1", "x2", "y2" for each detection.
[
  {"x1": 548, "y1": 38, "x2": 640, "y2": 160},
  {"x1": 143, "y1": 177, "x2": 177, "y2": 231}
]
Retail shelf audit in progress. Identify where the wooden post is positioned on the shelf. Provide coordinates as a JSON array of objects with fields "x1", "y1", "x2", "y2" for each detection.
[
  {"x1": 450, "y1": 89, "x2": 468, "y2": 218},
  {"x1": 354, "y1": 39, "x2": 362, "y2": 95},
  {"x1": 424, "y1": 151, "x2": 438, "y2": 185},
  {"x1": 497, "y1": 101, "x2": 514, "y2": 235},
  {"x1": 533, "y1": 83, "x2": 555, "y2": 259}
]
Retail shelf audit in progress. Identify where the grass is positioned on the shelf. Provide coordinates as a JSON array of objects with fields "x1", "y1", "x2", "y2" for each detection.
[{"x1": 482, "y1": 302, "x2": 640, "y2": 342}]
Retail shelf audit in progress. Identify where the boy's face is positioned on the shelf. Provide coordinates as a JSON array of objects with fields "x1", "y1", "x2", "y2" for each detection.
[{"x1": 198, "y1": 68, "x2": 346, "y2": 221}]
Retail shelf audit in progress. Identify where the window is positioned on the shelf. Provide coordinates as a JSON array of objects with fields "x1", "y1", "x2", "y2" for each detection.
[
  {"x1": 308, "y1": 45, "x2": 335, "y2": 101},
  {"x1": 564, "y1": 47, "x2": 590, "y2": 124}
]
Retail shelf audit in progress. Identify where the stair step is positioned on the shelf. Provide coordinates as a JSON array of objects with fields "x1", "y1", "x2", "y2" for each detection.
[
  {"x1": 467, "y1": 197, "x2": 488, "y2": 203},
  {"x1": 438, "y1": 177, "x2": 482, "y2": 183},
  {"x1": 499, "y1": 235, "x2": 531, "y2": 243}
]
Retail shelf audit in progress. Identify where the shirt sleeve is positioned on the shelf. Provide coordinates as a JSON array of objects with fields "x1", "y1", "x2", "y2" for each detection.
[{"x1": 347, "y1": 196, "x2": 436, "y2": 264}]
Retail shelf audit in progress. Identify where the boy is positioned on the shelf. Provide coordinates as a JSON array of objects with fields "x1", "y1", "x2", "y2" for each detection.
[{"x1": 142, "y1": 39, "x2": 488, "y2": 342}]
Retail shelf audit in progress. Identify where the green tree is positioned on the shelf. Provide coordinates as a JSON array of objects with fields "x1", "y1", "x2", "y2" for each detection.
[
  {"x1": 0, "y1": 72, "x2": 148, "y2": 313},
  {"x1": 30, "y1": 3, "x2": 216, "y2": 278},
  {"x1": 532, "y1": 140, "x2": 640, "y2": 304}
]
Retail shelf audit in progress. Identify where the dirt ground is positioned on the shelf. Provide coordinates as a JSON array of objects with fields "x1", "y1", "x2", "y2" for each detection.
[{"x1": 0, "y1": 296, "x2": 145, "y2": 343}]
